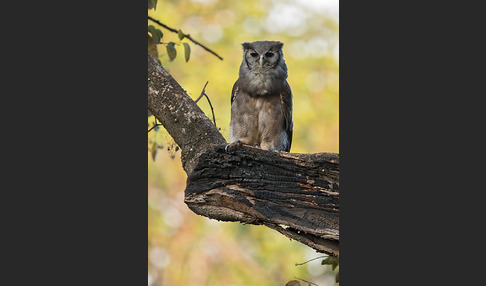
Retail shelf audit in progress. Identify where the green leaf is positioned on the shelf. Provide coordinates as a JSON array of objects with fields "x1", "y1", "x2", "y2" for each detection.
[
  {"x1": 148, "y1": 25, "x2": 163, "y2": 44},
  {"x1": 183, "y1": 43, "x2": 191, "y2": 62},
  {"x1": 148, "y1": 0, "x2": 157, "y2": 10},
  {"x1": 148, "y1": 25, "x2": 156, "y2": 36},
  {"x1": 178, "y1": 29, "x2": 185, "y2": 40},
  {"x1": 322, "y1": 256, "x2": 339, "y2": 271},
  {"x1": 166, "y1": 42, "x2": 177, "y2": 61},
  {"x1": 156, "y1": 29, "x2": 163, "y2": 42},
  {"x1": 321, "y1": 257, "x2": 331, "y2": 265}
]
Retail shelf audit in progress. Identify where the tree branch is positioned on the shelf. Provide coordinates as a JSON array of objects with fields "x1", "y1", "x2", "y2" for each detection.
[
  {"x1": 194, "y1": 81, "x2": 217, "y2": 128},
  {"x1": 148, "y1": 16, "x2": 224, "y2": 61},
  {"x1": 148, "y1": 53, "x2": 339, "y2": 256},
  {"x1": 185, "y1": 144, "x2": 339, "y2": 256},
  {"x1": 148, "y1": 54, "x2": 225, "y2": 174}
]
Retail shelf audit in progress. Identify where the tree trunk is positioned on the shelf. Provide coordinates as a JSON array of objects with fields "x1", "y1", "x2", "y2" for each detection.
[
  {"x1": 147, "y1": 54, "x2": 226, "y2": 174},
  {"x1": 148, "y1": 54, "x2": 339, "y2": 257}
]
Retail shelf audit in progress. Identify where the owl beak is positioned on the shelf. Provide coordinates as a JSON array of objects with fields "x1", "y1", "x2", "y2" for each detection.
[{"x1": 259, "y1": 55, "x2": 264, "y2": 66}]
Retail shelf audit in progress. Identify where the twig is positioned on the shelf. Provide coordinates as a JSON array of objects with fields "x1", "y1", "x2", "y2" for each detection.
[
  {"x1": 148, "y1": 117, "x2": 163, "y2": 133},
  {"x1": 295, "y1": 256, "x2": 327, "y2": 266},
  {"x1": 194, "y1": 81, "x2": 217, "y2": 128},
  {"x1": 148, "y1": 123, "x2": 163, "y2": 133},
  {"x1": 148, "y1": 16, "x2": 223, "y2": 61},
  {"x1": 194, "y1": 81, "x2": 209, "y2": 103}
]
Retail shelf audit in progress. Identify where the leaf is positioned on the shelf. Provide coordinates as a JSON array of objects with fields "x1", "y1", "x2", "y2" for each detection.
[
  {"x1": 148, "y1": 25, "x2": 163, "y2": 44},
  {"x1": 148, "y1": 35, "x2": 158, "y2": 59},
  {"x1": 148, "y1": 25, "x2": 157, "y2": 38},
  {"x1": 321, "y1": 257, "x2": 331, "y2": 265},
  {"x1": 148, "y1": 0, "x2": 157, "y2": 10},
  {"x1": 178, "y1": 29, "x2": 185, "y2": 40},
  {"x1": 183, "y1": 43, "x2": 191, "y2": 62},
  {"x1": 151, "y1": 142, "x2": 158, "y2": 161},
  {"x1": 166, "y1": 42, "x2": 177, "y2": 61},
  {"x1": 156, "y1": 29, "x2": 163, "y2": 43},
  {"x1": 322, "y1": 256, "x2": 339, "y2": 271}
]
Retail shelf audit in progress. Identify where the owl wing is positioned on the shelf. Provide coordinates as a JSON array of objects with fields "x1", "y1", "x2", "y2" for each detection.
[
  {"x1": 281, "y1": 81, "x2": 293, "y2": 152},
  {"x1": 231, "y1": 79, "x2": 240, "y2": 105}
]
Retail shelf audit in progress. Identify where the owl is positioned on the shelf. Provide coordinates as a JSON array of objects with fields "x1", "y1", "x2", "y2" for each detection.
[{"x1": 228, "y1": 40, "x2": 293, "y2": 152}]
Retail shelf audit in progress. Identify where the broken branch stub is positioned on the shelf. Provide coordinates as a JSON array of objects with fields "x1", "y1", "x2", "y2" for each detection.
[{"x1": 184, "y1": 144, "x2": 340, "y2": 257}]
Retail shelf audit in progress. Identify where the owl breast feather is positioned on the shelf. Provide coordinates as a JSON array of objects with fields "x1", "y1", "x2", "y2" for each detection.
[
  {"x1": 247, "y1": 73, "x2": 272, "y2": 94},
  {"x1": 242, "y1": 70, "x2": 285, "y2": 96}
]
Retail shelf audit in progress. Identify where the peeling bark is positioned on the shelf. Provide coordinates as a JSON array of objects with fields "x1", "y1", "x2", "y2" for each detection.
[
  {"x1": 185, "y1": 144, "x2": 339, "y2": 256},
  {"x1": 148, "y1": 54, "x2": 340, "y2": 256}
]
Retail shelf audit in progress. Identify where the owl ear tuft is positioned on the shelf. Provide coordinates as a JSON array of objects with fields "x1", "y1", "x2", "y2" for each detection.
[
  {"x1": 274, "y1": 41, "x2": 284, "y2": 50},
  {"x1": 242, "y1": 42, "x2": 253, "y2": 50}
]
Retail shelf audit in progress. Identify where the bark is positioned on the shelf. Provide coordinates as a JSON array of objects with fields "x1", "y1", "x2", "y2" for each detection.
[
  {"x1": 148, "y1": 54, "x2": 226, "y2": 174},
  {"x1": 185, "y1": 144, "x2": 339, "y2": 256},
  {"x1": 148, "y1": 54, "x2": 340, "y2": 256}
]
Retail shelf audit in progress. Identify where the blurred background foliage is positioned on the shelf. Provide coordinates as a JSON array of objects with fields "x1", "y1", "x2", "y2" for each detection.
[{"x1": 148, "y1": 0, "x2": 339, "y2": 285}]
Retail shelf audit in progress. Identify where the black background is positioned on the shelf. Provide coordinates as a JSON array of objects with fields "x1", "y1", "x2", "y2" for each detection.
[{"x1": 1, "y1": 1, "x2": 484, "y2": 284}]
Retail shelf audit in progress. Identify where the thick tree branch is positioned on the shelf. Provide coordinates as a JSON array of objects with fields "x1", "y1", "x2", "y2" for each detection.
[
  {"x1": 185, "y1": 144, "x2": 339, "y2": 256},
  {"x1": 148, "y1": 54, "x2": 226, "y2": 174},
  {"x1": 148, "y1": 53, "x2": 339, "y2": 256}
]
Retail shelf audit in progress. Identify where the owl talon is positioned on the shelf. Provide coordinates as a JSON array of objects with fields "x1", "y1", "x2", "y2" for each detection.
[{"x1": 225, "y1": 140, "x2": 241, "y2": 153}]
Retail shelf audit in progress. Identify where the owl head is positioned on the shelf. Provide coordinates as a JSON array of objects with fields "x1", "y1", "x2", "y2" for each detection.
[{"x1": 241, "y1": 41, "x2": 287, "y2": 73}]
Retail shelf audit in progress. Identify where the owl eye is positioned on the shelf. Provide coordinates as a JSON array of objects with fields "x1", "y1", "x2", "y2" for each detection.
[
  {"x1": 265, "y1": 52, "x2": 274, "y2": 57},
  {"x1": 250, "y1": 52, "x2": 258, "y2": 57}
]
